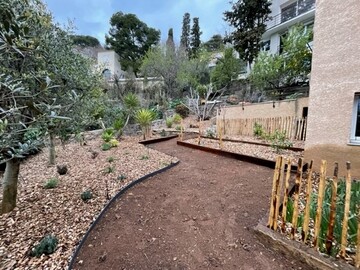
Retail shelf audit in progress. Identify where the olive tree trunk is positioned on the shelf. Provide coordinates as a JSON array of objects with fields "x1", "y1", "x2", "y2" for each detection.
[
  {"x1": 1, "y1": 159, "x2": 20, "y2": 214},
  {"x1": 49, "y1": 131, "x2": 56, "y2": 165}
]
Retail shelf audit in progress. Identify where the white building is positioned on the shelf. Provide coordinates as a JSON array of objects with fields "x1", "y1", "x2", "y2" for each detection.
[
  {"x1": 97, "y1": 50, "x2": 126, "y2": 80},
  {"x1": 262, "y1": 0, "x2": 316, "y2": 54}
]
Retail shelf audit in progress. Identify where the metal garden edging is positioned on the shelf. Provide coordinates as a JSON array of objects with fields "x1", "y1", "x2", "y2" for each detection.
[{"x1": 67, "y1": 160, "x2": 180, "y2": 270}]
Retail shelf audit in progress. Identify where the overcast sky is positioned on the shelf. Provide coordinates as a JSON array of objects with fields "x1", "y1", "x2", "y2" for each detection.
[{"x1": 44, "y1": 0, "x2": 233, "y2": 46}]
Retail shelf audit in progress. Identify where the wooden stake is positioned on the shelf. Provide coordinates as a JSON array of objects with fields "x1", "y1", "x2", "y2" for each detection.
[
  {"x1": 180, "y1": 119, "x2": 184, "y2": 141},
  {"x1": 268, "y1": 156, "x2": 282, "y2": 229},
  {"x1": 313, "y1": 160, "x2": 327, "y2": 248},
  {"x1": 291, "y1": 158, "x2": 303, "y2": 240},
  {"x1": 219, "y1": 126, "x2": 223, "y2": 149},
  {"x1": 274, "y1": 157, "x2": 285, "y2": 231},
  {"x1": 281, "y1": 158, "x2": 292, "y2": 233},
  {"x1": 340, "y1": 162, "x2": 352, "y2": 258},
  {"x1": 302, "y1": 160, "x2": 313, "y2": 242},
  {"x1": 355, "y1": 204, "x2": 360, "y2": 268},
  {"x1": 325, "y1": 162, "x2": 338, "y2": 255},
  {"x1": 198, "y1": 120, "x2": 201, "y2": 145}
]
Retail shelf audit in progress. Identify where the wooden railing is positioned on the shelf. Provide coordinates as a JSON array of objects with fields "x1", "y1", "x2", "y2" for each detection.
[
  {"x1": 268, "y1": 157, "x2": 360, "y2": 268},
  {"x1": 217, "y1": 116, "x2": 307, "y2": 141}
]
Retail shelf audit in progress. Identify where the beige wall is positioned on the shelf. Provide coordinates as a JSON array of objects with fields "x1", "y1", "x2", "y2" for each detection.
[
  {"x1": 218, "y1": 97, "x2": 308, "y2": 120},
  {"x1": 304, "y1": 0, "x2": 360, "y2": 177}
]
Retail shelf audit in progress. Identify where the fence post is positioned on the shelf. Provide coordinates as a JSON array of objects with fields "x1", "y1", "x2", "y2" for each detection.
[
  {"x1": 268, "y1": 156, "x2": 282, "y2": 229},
  {"x1": 325, "y1": 162, "x2": 339, "y2": 255},
  {"x1": 302, "y1": 160, "x2": 313, "y2": 242},
  {"x1": 291, "y1": 158, "x2": 303, "y2": 240},
  {"x1": 313, "y1": 160, "x2": 327, "y2": 248},
  {"x1": 340, "y1": 162, "x2": 352, "y2": 258},
  {"x1": 274, "y1": 157, "x2": 285, "y2": 231},
  {"x1": 281, "y1": 158, "x2": 292, "y2": 233}
]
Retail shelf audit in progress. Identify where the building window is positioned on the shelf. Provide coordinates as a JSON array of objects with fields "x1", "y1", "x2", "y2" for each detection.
[
  {"x1": 102, "y1": 69, "x2": 112, "y2": 80},
  {"x1": 261, "y1": 40, "x2": 271, "y2": 51},
  {"x1": 351, "y1": 94, "x2": 360, "y2": 143}
]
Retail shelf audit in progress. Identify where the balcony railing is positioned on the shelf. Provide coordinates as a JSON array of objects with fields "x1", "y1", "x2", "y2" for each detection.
[{"x1": 267, "y1": 0, "x2": 315, "y2": 30}]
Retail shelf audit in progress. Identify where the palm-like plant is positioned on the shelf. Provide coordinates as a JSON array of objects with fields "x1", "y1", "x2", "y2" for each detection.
[
  {"x1": 122, "y1": 93, "x2": 140, "y2": 128},
  {"x1": 135, "y1": 109, "x2": 155, "y2": 140}
]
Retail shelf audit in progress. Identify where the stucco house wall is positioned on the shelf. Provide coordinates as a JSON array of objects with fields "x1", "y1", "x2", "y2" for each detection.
[
  {"x1": 97, "y1": 50, "x2": 125, "y2": 79},
  {"x1": 304, "y1": 0, "x2": 360, "y2": 177}
]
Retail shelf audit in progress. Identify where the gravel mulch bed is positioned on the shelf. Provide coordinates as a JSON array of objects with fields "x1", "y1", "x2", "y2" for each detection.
[
  {"x1": 0, "y1": 136, "x2": 177, "y2": 270},
  {"x1": 185, "y1": 137, "x2": 303, "y2": 164}
]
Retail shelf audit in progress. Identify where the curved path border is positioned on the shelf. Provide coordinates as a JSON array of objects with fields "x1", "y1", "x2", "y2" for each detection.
[{"x1": 67, "y1": 160, "x2": 180, "y2": 270}]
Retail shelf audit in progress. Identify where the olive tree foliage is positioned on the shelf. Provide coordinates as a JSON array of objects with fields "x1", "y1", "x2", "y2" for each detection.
[
  {"x1": 0, "y1": 0, "x2": 102, "y2": 213},
  {"x1": 141, "y1": 44, "x2": 187, "y2": 101},
  {"x1": 250, "y1": 24, "x2": 313, "y2": 91}
]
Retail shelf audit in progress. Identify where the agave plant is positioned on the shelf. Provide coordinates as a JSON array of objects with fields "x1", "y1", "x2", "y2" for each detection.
[{"x1": 135, "y1": 109, "x2": 156, "y2": 140}]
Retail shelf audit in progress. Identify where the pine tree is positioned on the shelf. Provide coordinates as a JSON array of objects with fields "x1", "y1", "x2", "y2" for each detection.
[
  {"x1": 224, "y1": 0, "x2": 271, "y2": 67},
  {"x1": 166, "y1": 28, "x2": 175, "y2": 55},
  {"x1": 190, "y1": 17, "x2": 202, "y2": 58},
  {"x1": 180, "y1": 12, "x2": 191, "y2": 55}
]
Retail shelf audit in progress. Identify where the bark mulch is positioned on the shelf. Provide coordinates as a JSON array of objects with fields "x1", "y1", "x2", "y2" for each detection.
[{"x1": 72, "y1": 138, "x2": 311, "y2": 270}]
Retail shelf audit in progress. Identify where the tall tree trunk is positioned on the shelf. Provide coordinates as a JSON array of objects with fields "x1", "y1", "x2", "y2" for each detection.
[
  {"x1": 1, "y1": 159, "x2": 20, "y2": 214},
  {"x1": 49, "y1": 131, "x2": 56, "y2": 165}
]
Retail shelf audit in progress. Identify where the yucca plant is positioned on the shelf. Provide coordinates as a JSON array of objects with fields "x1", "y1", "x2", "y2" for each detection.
[
  {"x1": 135, "y1": 109, "x2": 155, "y2": 140},
  {"x1": 123, "y1": 93, "x2": 140, "y2": 127}
]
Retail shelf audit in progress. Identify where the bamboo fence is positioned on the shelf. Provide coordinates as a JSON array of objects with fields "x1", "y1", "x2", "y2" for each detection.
[
  {"x1": 268, "y1": 158, "x2": 360, "y2": 268},
  {"x1": 217, "y1": 116, "x2": 307, "y2": 141}
]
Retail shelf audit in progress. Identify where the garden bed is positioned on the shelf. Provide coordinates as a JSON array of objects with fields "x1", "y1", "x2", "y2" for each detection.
[
  {"x1": 184, "y1": 137, "x2": 303, "y2": 165},
  {"x1": 0, "y1": 135, "x2": 177, "y2": 269}
]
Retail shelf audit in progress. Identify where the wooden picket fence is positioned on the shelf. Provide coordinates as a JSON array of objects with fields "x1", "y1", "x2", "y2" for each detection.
[
  {"x1": 217, "y1": 116, "x2": 307, "y2": 141},
  {"x1": 268, "y1": 157, "x2": 360, "y2": 268}
]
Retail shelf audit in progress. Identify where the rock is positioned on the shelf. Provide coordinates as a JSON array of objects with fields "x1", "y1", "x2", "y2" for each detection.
[{"x1": 56, "y1": 165, "x2": 68, "y2": 175}]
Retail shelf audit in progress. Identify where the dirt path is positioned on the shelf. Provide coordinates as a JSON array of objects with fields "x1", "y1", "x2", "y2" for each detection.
[{"x1": 72, "y1": 139, "x2": 308, "y2": 270}]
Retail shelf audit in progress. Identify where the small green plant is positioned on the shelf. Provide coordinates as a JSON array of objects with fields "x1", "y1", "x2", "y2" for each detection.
[
  {"x1": 165, "y1": 118, "x2": 173, "y2": 128},
  {"x1": 81, "y1": 190, "x2": 93, "y2": 202},
  {"x1": 268, "y1": 130, "x2": 293, "y2": 153},
  {"x1": 101, "y1": 143, "x2": 112, "y2": 151},
  {"x1": 140, "y1": 155, "x2": 149, "y2": 160},
  {"x1": 109, "y1": 138, "x2": 119, "y2": 147},
  {"x1": 103, "y1": 166, "x2": 115, "y2": 174},
  {"x1": 43, "y1": 178, "x2": 58, "y2": 189},
  {"x1": 107, "y1": 156, "x2": 115, "y2": 163},
  {"x1": 101, "y1": 128, "x2": 115, "y2": 142},
  {"x1": 172, "y1": 113, "x2": 182, "y2": 124},
  {"x1": 117, "y1": 174, "x2": 127, "y2": 181},
  {"x1": 31, "y1": 235, "x2": 58, "y2": 257},
  {"x1": 175, "y1": 125, "x2": 181, "y2": 131},
  {"x1": 113, "y1": 118, "x2": 124, "y2": 137},
  {"x1": 253, "y1": 122, "x2": 265, "y2": 138},
  {"x1": 135, "y1": 108, "x2": 156, "y2": 140},
  {"x1": 160, "y1": 129, "x2": 166, "y2": 137},
  {"x1": 206, "y1": 128, "x2": 215, "y2": 138}
]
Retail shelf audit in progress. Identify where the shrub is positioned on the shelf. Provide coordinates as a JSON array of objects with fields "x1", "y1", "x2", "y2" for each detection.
[
  {"x1": 160, "y1": 129, "x2": 166, "y2": 137},
  {"x1": 165, "y1": 118, "x2": 173, "y2": 128},
  {"x1": 253, "y1": 122, "x2": 265, "y2": 138},
  {"x1": 206, "y1": 128, "x2": 215, "y2": 138},
  {"x1": 172, "y1": 113, "x2": 182, "y2": 124},
  {"x1": 175, "y1": 125, "x2": 181, "y2": 131},
  {"x1": 268, "y1": 130, "x2": 293, "y2": 153},
  {"x1": 81, "y1": 190, "x2": 93, "y2": 202},
  {"x1": 101, "y1": 128, "x2": 114, "y2": 142},
  {"x1": 43, "y1": 178, "x2": 58, "y2": 189},
  {"x1": 101, "y1": 143, "x2": 112, "y2": 151},
  {"x1": 113, "y1": 118, "x2": 124, "y2": 137},
  {"x1": 31, "y1": 235, "x2": 58, "y2": 257},
  {"x1": 175, "y1": 104, "x2": 189, "y2": 118}
]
